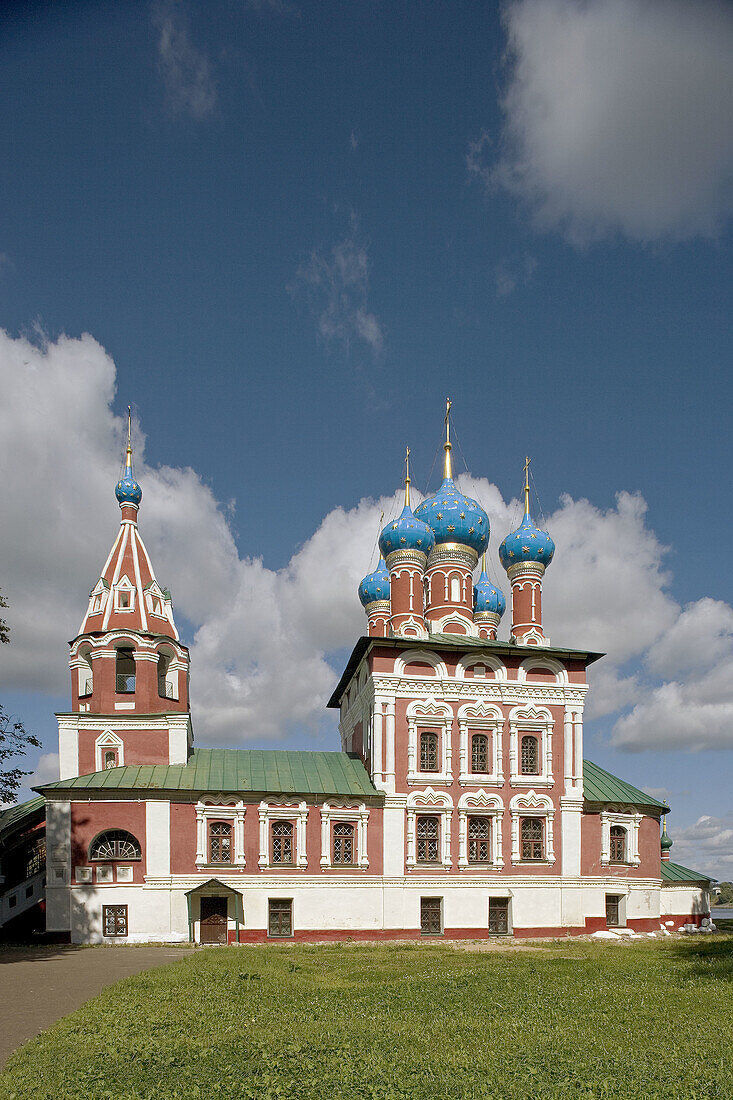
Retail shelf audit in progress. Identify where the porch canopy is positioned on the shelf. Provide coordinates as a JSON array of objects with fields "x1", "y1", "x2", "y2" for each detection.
[{"x1": 185, "y1": 878, "x2": 244, "y2": 943}]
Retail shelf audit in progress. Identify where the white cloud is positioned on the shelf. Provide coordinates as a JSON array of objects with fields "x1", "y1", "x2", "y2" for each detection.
[
  {"x1": 152, "y1": 1, "x2": 217, "y2": 120},
  {"x1": 291, "y1": 223, "x2": 384, "y2": 355},
  {"x1": 483, "y1": 0, "x2": 733, "y2": 243},
  {"x1": 669, "y1": 814, "x2": 733, "y2": 880},
  {"x1": 494, "y1": 253, "x2": 537, "y2": 299},
  {"x1": 2, "y1": 328, "x2": 733, "y2": 760}
]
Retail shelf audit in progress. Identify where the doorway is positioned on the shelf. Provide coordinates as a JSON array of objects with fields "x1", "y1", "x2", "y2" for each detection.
[{"x1": 200, "y1": 895, "x2": 228, "y2": 944}]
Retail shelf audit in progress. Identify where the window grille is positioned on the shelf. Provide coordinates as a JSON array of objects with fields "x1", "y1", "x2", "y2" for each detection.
[
  {"x1": 420, "y1": 896, "x2": 442, "y2": 935},
  {"x1": 115, "y1": 648, "x2": 136, "y2": 694},
  {"x1": 419, "y1": 731, "x2": 439, "y2": 772},
  {"x1": 609, "y1": 826, "x2": 626, "y2": 863},
  {"x1": 103, "y1": 904, "x2": 128, "y2": 937},
  {"x1": 25, "y1": 840, "x2": 45, "y2": 878},
  {"x1": 80, "y1": 678, "x2": 93, "y2": 697},
  {"x1": 90, "y1": 830, "x2": 141, "y2": 861},
  {"x1": 209, "y1": 822, "x2": 232, "y2": 864},
  {"x1": 271, "y1": 821, "x2": 294, "y2": 865},
  {"x1": 416, "y1": 815, "x2": 439, "y2": 863},
  {"x1": 104, "y1": 751, "x2": 117, "y2": 770},
  {"x1": 268, "y1": 898, "x2": 292, "y2": 937},
  {"x1": 606, "y1": 895, "x2": 621, "y2": 927},
  {"x1": 520, "y1": 735, "x2": 539, "y2": 775},
  {"x1": 333, "y1": 822, "x2": 355, "y2": 865},
  {"x1": 471, "y1": 733, "x2": 488, "y2": 773},
  {"x1": 468, "y1": 816, "x2": 490, "y2": 863},
  {"x1": 488, "y1": 898, "x2": 509, "y2": 935},
  {"x1": 520, "y1": 817, "x2": 544, "y2": 861}
]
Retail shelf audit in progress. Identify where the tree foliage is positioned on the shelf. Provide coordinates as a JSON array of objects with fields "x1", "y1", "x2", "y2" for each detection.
[
  {"x1": 1, "y1": 588, "x2": 41, "y2": 803},
  {"x1": 0, "y1": 587, "x2": 8, "y2": 646}
]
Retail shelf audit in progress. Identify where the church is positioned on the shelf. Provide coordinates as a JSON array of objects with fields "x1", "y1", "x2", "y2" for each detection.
[{"x1": 8, "y1": 410, "x2": 710, "y2": 943}]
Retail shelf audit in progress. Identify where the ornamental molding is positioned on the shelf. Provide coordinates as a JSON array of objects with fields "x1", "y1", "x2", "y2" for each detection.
[
  {"x1": 258, "y1": 799, "x2": 308, "y2": 870},
  {"x1": 426, "y1": 545, "x2": 478, "y2": 569},
  {"x1": 195, "y1": 799, "x2": 246, "y2": 868},
  {"x1": 369, "y1": 677, "x2": 587, "y2": 707},
  {"x1": 319, "y1": 801, "x2": 369, "y2": 869},
  {"x1": 600, "y1": 810, "x2": 642, "y2": 866}
]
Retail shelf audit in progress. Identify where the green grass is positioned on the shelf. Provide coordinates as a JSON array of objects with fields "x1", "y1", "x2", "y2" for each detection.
[{"x1": 2, "y1": 938, "x2": 733, "y2": 1100}]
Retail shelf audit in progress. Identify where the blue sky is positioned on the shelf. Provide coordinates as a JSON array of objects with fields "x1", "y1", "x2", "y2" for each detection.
[{"x1": 1, "y1": 0, "x2": 732, "y2": 876}]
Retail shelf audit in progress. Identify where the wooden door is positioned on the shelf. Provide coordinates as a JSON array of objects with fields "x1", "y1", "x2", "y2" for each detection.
[{"x1": 200, "y1": 896, "x2": 228, "y2": 944}]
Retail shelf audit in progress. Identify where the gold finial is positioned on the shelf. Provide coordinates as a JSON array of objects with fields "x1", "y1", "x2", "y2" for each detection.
[
  {"x1": 523, "y1": 455, "x2": 531, "y2": 515},
  {"x1": 404, "y1": 446, "x2": 411, "y2": 508},
  {"x1": 482, "y1": 552, "x2": 487, "y2": 573},
  {"x1": 444, "y1": 397, "x2": 453, "y2": 479},
  {"x1": 125, "y1": 406, "x2": 133, "y2": 473}
]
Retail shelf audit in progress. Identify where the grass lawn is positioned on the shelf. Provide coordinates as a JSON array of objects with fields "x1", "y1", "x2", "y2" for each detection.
[{"x1": 2, "y1": 937, "x2": 732, "y2": 1100}]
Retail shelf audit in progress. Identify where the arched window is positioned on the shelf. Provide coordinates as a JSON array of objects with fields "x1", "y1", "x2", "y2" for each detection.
[
  {"x1": 271, "y1": 821, "x2": 293, "y2": 865},
  {"x1": 520, "y1": 818, "x2": 544, "y2": 861},
  {"x1": 104, "y1": 750, "x2": 118, "y2": 770},
  {"x1": 471, "y1": 733, "x2": 488, "y2": 773},
  {"x1": 468, "y1": 816, "x2": 490, "y2": 863},
  {"x1": 450, "y1": 576, "x2": 461, "y2": 602},
  {"x1": 115, "y1": 647, "x2": 136, "y2": 694},
  {"x1": 158, "y1": 653, "x2": 172, "y2": 699},
  {"x1": 416, "y1": 815, "x2": 439, "y2": 863},
  {"x1": 89, "y1": 830, "x2": 141, "y2": 861},
  {"x1": 520, "y1": 735, "x2": 539, "y2": 775},
  {"x1": 609, "y1": 825, "x2": 626, "y2": 863},
  {"x1": 419, "y1": 731, "x2": 439, "y2": 772},
  {"x1": 208, "y1": 822, "x2": 232, "y2": 864},
  {"x1": 78, "y1": 650, "x2": 93, "y2": 698},
  {"x1": 333, "y1": 822, "x2": 355, "y2": 865}
]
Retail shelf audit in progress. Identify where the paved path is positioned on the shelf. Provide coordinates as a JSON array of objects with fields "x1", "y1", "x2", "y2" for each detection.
[{"x1": 0, "y1": 944, "x2": 191, "y2": 1068}]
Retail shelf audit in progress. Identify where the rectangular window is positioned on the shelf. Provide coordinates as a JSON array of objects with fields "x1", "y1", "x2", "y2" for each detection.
[
  {"x1": 268, "y1": 898, "x2": 293, "y2": 937},
  {"x1": 520, "y1": 817, "x2": 544, "y2": 861},
  {"x1": 103, "y1": 904, "x2": 128, "y2": 937},
  {"x1": 520, "y1": 735, "x2": 540, "y2": 775},
  {"x1": 208, "y1": 822, "x2": 232, "y2": 864},
  {"x1": 419, "y1": 730, "x2": 439, "y2": 772},
  {"x1": 468, "y1": 816, "x2": 491, "y2": 863},
  {"x1": 609, "y1": 827, "x2": 626, "y2": 863},
  {"x1": 271, "y1": 821, "x2": 294, "y2": 865},
  {"x1": 470, "y1": 733, "x2": 488, "y2": 773},
  {"x1": 488, "y1": 898, "x2": 510, "y2": 935},
  {"x1": 332, "y1": 822, "x2": 355, "y2": 865},
  {"x1": 416, "y1": 815, "x2": 440, "y2": 863},
  {"x1": 420, "y1": 896, "x2": 443, "y2": 935},
  {"x1": 606, "y1": 895, "x2": 622, "y2": 928}
]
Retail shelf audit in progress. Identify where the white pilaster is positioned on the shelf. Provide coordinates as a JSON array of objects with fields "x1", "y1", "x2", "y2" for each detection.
[{"x1": 145, "y1": 800, "x2": 171, "y2": 876}]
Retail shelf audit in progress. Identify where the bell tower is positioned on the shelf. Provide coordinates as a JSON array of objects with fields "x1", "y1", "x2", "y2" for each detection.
[{"x1": 57, "y1": 410, "x2": 193, "y2": 780}]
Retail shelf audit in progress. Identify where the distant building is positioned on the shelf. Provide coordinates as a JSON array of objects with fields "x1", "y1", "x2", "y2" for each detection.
[{"x1": 27, "y1": 410, "x2": 710, "y2": 943}]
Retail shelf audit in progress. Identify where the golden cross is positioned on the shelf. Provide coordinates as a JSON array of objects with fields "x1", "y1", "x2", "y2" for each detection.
[
  {"x1": 443, "y1": 398, "x2": 453, "y2": 478},
  {"x1": 125, "y1": 406, "x2": 133, "y2": 468},
  {"x1": 404, "y1": 446, "x2": 411, "y2": 507},
  {"x1": 523, "y1": 455, "x2": 531, "y2": 513}
]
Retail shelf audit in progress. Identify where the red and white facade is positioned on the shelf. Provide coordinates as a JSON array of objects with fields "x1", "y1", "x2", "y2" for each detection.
[{"x1": 39, "y1": 432, "x2": 711, "y2": 944}]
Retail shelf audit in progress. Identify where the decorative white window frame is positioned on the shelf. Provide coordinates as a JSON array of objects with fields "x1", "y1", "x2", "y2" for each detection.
[
  {"x1": 113, "y1": 575, "x2": 135, "y2": 612},
  {"x1": 508, "y1": 705, "x2": 554, "y2": 788},
  {"x1": 145, "y1": 581, "x2": 169, "y2": 620},
  {"x1": 455, "y1": 655, "x2": 507, "y2": 681},
  {"x1": 95, "y1": 730, "x2": 124, "y2": 772},
  {"x1": 258, "y1": 799, "x2": 308, "y2": 869},
  {"x1": 600, "y1": 811, "x2": 642, "y2": 866},
  {"x1": 195, "y1": 799, "x2": 246, "y2": 868},
  {"x1": 509, "y1": 790, "x2": 556, "y2": 864},
  {"x1": 406, "y1": 788, "x2": 453, "y2": 870},
  {"x1": 517, "y1": 656, "x2": 567, "y2": 684},
  {"x1": 116, "y1": 865, "x2": 133, "y2": 882},
  {"x1": 406, "y1": 698, "x2": 454, "y2": 784},
  {"x1": 457, "y1": 701, "x2": 504, "y2": 787},
  {"x1": 155, "y1": 645, "x2": 180, "y2": 702},
  {"x1": 394, "y1": 649, "x2": 448, "y2": 679},
  {"x1": 457, "y1": 790, "x2": 504, "y2": 870},
  {"x1": 87, "y1": 579, "x2": 109, "y2": 617},
  {"x1": 319, "y1": 801, "x2": 369, "y2": 869}
]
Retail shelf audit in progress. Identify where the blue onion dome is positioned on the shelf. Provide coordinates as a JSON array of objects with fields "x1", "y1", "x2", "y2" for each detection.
[
  {"x1": 115, "y1": 468, "x2": 142, "y2": 507},
  {"x1": 473, "y1": 567, "x2": 506, "y2": 617},
  {"x1": 498, "y1": 508, "x2": 555, "y2": 571},
  {"x1": 378, "y1": 505, "x2": 435, "y2": 559},
  {"x1": 358, "y1": 557, "x2": 390, "y2": 607},
  {"x1": 661, "y1": 819, "x2": 673, "y2": 852},
  {"x1": 414, "y1": 477, "x2": 489, "y2": 556}
]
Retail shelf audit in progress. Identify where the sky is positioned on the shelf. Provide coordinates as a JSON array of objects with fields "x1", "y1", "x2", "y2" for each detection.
[{"x1": 1, "y1": 0, "x2": 732, "y2": 878}]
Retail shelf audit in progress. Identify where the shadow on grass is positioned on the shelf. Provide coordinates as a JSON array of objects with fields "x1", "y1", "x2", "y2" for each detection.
[{"x1": 669, "y1": 933, "x2": 733, "y2": 981}]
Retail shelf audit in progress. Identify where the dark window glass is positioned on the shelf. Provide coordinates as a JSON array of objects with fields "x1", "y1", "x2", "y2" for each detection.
[
  {"x1": 268, "y1": 899, "x2": 292, "y2": 937},
  {"x1": 115, "y1": 648, "x2": 136, "y2": 694},
  {"x1": 271, "y1": 821, "x2": 294, "y2": 865},
  {"x1": 104, "y1": 750, "x2": 117, "y2": 770},
  {"x1": 26, "y1": 840, "x2": 45, "y2": 878},
  {"x1": 420, "y1": 896, "x2": 442, "y2": 935},
  {"x1": 333, "y1": 822, "x2": 355, "y2": 865},
  {"x1": 419, "y1": 731, "x2": 439, "y2": 772},
  {"x1": 468, "y1": 816, "x2": 490, "y2": 863},
  {"x1": 471, "y1": 733, "x2": 488, "y2": 773},
  {"x1": 90, "y1": 830, "x2": 141, "y2": 861},
  {"x1": 609, "y1": 826, "x2": 626, "y2": 863},
  {"x1": 488, "y1": 898, "x2": 509, "y2": 934},
  {"x1": 520, "y1": 817, "x2": 544, "y2": 861},
  {"x1": 606, "y1": 895, "x2": 621, "y2": 927},
  {"x1": 103, "y1": 904, "x2": 128, "y2": 937},
  {"x1": 25, "y1": 885, "x2": 34, "y2": 899},
  {"x1": 416, "y1": 815, "x2": 440, "y2": 863},
  {"x1": 209, "y1": 822, "x2": 232, "y2": 864},
  {"x1": 520, "y1": 735, "x2": 539, "y2": 775}
]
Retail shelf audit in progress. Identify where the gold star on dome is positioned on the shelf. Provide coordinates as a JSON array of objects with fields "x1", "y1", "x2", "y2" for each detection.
[
  {"x1": 522, "y1": 545, "x2": 530, "y2": 552},
  {"x1": 469, "y1": 527, "x2": 475, "y2": 534},
  {"x1": 530, "y1": 533, "x2": 537, "y2": 539},
  {"x1": 436, "y1": 513, "x2": 443, "y2": 520},
  {"x1": 447, "y1": 525, "x2": 455, "y2": 532},
  {"x1": 478, "y1": 518, "x2": 483, "y2": 525},
  {"x1": 460, "y1": 512, "x2": 465, "y2": 519},
  {"x1": 392, "y1": 524, "x2": 398, "y2": 530},
  {"x1": 401, "y1": 537, "x2": 407, "y2": 543}
]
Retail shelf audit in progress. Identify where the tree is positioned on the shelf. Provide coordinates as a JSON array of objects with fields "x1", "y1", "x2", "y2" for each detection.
[{"x1": 0, "y1": 588, "x2": 41, "y2": 803}]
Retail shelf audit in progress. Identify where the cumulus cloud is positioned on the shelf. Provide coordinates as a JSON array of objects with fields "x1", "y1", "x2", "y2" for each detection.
[
  {"x1": 669, "y1": 814, "x2": 733, "y2": 880},
  {"x1": 3, "y1": 328, "x2": 733, "y2": 763},
  {"x1": 481, "y1": 0, "x2": 733, "y2": 243},
  {"x1": 152, "y1": 1, "x2": 217, "y2": 120},
  {"x1": 291, "y1": 220, "x2": 384, "y2": 355}
]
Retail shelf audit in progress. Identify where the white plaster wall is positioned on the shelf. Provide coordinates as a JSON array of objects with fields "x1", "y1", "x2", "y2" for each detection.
[
  {"x1": 560, "y1": 806, "x2": 582, "y2": 876},
  {"x1": 168, "y1": 720, "x2": 190, "y2": 765},
  {"x1": 145, "y1": 801, "x2": 171, "y2": 876},
  {"x1": 559, "y1": 886, "x2": 586, "y2": 929},
  {"x1": 382, "y1": 804, "x2": 405, "y2": 876},
  {"x1": 511, "y1": 885, "x2": 563, "y2": 929},
  {"x1": 45, "y1": 801, "x2": 71, "y2": 932},
  {"x1": 660, "y1": 885, "x2": 709, "y2": 916},
  {"x1": 57, "y1": 722, "x2": 79, "y2": 781},
  {"x1": 627, "y1": 886, "x2": 659, "y2": 920}
]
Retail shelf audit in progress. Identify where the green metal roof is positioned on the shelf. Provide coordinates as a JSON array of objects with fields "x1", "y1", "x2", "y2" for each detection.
[
  {"x1": 0, "y1": 795, "x2": 45, "y2": 841},
  {"x1": 328, "y1": 634, "x2": 604, "y2": 708},
  {"x1": 583, "y1": 759, "x2": 670, "y2": 812},
  {"x1": 661, "y1": 860, "x2": 713, "y2": 884},
  {"x1": 35, "y1": 749, "x2": 379, "y2": 799}
]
